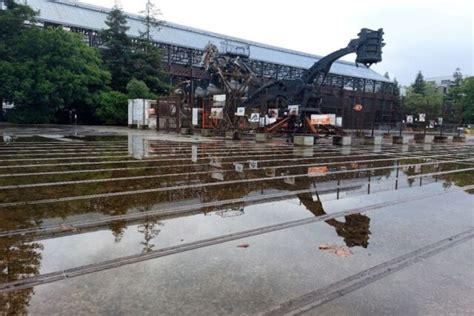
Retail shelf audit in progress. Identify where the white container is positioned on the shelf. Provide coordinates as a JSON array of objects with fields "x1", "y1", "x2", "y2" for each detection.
[{"x1": 128, "y1": 99, "x2": 156, "y2": 128}]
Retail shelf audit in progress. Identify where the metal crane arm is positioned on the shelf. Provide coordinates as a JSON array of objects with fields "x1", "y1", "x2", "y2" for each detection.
[
  {"x1": 301, "y1": 40, "x2": 359, "y2": 85},
  {"x1": 302, "y1": 27, "x2": 385, "y2": 85},
  {"x1": 242, "y1": 28, "x2": 384, "y2": 109}
]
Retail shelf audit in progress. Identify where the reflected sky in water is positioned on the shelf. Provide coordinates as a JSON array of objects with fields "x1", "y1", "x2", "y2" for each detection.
[{"x1": 0, "y1": 132, "x2": 473, "y2": 315}]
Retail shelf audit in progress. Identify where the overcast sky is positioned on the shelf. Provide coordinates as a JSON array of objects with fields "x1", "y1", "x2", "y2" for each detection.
[{"x1": 82, "y1": 0, "x2": 473, "y2": 85}]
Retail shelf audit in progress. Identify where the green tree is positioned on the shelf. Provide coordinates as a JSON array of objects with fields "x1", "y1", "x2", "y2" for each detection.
[
  {"x1": 2, "y1": 27, "x2": 110, "y2": 124},
  {"x1": 100, "y1": 4, "x2": 169, "y2": 96},
  {"x1": 453, "y1": 67, "x2": 463, "y2": 86},
  {"x1": 412, "y1": 71, "x2": 426, "y2": 95},
  {"x1": 127, "y1": 78, "x2": 156, "y2": 99},
  {"x1": 453, "y1": 77, "x2": 474, "y2": 124},
  {"x1": 132, "y1": 1, "x2": 169, "y2": 95},
  {"x1": 0, "y1": 0, "x2": 36, "y2": 120},
  {"x1": 404, "y1": 82, "x2": 443, "y2": 118},
  {"x1": 95, "y1": 90, "x2": 128, "y2": 125},
  {"x1": 0, "y1": 0, "x2": 36, "y2": 49},
  {"x1": 446, "y1": 68, "x2": 464, "y2": 123},
  {"x1": 140, "y1": 0, "x2": 161, "y2": 43},
  {"x1": 130, "y1": 46, "x2": 170, "y2": 95},
  {"x1": 100, "y1": 6, "x2": 132, "y2": 92}
]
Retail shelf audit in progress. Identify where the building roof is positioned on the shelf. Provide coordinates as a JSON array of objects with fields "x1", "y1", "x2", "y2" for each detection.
[
  {"x1": 26, "y1": 0, "x2": 390, "y2": 82},
  {"x1": 425, "y1": 75, "x2": 454, "y2": 82}
]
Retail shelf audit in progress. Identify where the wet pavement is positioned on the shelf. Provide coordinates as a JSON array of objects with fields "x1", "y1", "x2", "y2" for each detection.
[{"x1": 0, "y1": 125, "x2": 473, "y2": 315}]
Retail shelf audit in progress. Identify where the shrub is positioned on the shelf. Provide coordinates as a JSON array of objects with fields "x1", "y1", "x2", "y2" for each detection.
[{"x1": 95, "y1": 91, "x2": 128, "y2": 125}]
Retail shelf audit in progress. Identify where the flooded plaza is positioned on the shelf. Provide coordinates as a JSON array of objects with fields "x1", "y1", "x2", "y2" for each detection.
[{"x1": 0, "y1": 126, "x2": 473, "y2": 315}]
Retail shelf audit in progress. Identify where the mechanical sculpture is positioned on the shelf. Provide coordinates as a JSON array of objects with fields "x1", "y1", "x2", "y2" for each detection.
[
  {"x1": 196, "y1": 42, "x2": 261, "y2": 98},
  {"x1": 167, "y1": 28, "x2": 385, "y2": 135},
  {"x1": 194, "y1": 42, "x2": 263, "y2": 130},
  {"x1": 244, "y1": 29, "x2": 384, "y2": 109},
  {"x1": 242, "y1": 28, "x2": 385, "y2": 134}
]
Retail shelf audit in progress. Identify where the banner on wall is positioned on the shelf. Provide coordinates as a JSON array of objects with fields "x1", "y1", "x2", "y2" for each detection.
[
  {"x1": 310, "y1": 114, "x2": 336, "y2": 125},
  {"x1": 212, "y1": 94, "x2": 226, "y2": 107},
  {"x1": 211, "y1": 107, "x2": 223, "y2": 119},
  {"x1": 192, "y1": 108, "x2": 199, "y2": 126},
  {"x1": 236, "y1": 107, "x2": 245, "y2": 116},
  {"x1": 288, "y1": 105, "x2": 299, "y2": 115},
  {"x1": 268, "y1": 108, "x2": 278, "y2": 118},
  {"x1": 249, "y1": 113, "x2": 260, "y2": 123}
]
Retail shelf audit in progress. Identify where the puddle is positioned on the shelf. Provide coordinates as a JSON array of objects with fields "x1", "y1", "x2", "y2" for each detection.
[
  {"x1": 65, "y1": 135, "x2": 128, "y2": 142},
  {"x1": 1, "y1": 135, "x2": 62, "y2": 143},
  {"x1": 2, "y1": 183, "x2": 472, "y2": 315},
  {"x1": 0, "y1": 132, "x2": 473, "y2": 315}
]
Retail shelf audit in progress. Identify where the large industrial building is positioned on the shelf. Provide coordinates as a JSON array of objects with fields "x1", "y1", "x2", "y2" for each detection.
[{"x1": 20, "y1": 0, "x2": 398, "y2": 128}]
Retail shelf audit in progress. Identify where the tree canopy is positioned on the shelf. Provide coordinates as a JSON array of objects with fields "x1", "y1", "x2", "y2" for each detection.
[
  {"x1": 100, "y1": 5, "x2": 169, "y2": 95},
  {"x1": 403, "y1": 71, "x2": 443, "y2": 119},
  {"x1": 140, "y1": 0, "x2": 162, "y2": 43},
  {"x1": 452, "y1": 77, "x2": 474, "y2": 124},
  {"x1": 0, "y1": 0, "x2": 36, "y2": 119},
  {"x1": 404, "y1": 82, "x2": 443, "y2": 118},
  {"x1": 403, "y1": 69, "x2": 474, "y2": 124},
  {"x1": 127, "y1": 78, "x2": 156, "y2": 99},
  {"x1": 3, "y1": 28, "x2": 110, "y2": 123},
  {"x1": 412, "y1": 71, "x2": 426, "y2": 95},
  {"x1": 95, "y1": 90, "x2": 128, "y2": 125},
  {"x1": 0, "y1": 0, "x2": 36, "y2": 50},
  {"x1": 99, "y1": 6, "x2": 132, "y2": 93},
  {"x1": 1, "y1": 2, "x2": 110, "y2": 123},
  {"x1": 0, "y1": 1, "x2": 168, "y2": 125}
]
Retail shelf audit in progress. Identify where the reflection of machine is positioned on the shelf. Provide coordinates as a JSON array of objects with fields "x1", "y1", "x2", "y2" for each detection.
[{"x1": 298, "y1": 190, "x2": 371, "y2": 248}]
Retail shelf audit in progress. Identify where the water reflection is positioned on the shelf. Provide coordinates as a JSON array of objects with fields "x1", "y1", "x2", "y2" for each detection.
[
  {"x1": 108, "y1": 220, "x2": 127, "y2": 243},
  {"x1": 0, "y1": 135, "x2": 472, "y2": 311},
  {"x1": 138, "y1": 219, "x2": 163, "y2": 254},
  {"x1": 1, "y1": 140, "x2": 471, "y2": 236},
  {"x1": 0, "y1": 235, "x2": 43, "y2": 315},
  {"x1": 0, "y1": 206, "x2": 44, "y2": 314},
  {"x1": 298, "y1": 187, "x2": 371, "y2": 248}
]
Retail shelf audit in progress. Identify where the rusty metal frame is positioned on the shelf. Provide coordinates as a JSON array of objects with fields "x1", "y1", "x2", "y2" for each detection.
[{"x1": 40, "y1": 22, "x2": 398, "y2": 127}]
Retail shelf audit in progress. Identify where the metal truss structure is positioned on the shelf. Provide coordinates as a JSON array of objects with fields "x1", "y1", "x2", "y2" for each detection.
[{"x1": 42, "y1": 21, "x2": 398, "y2": 129}]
